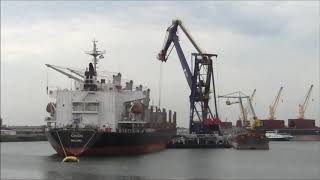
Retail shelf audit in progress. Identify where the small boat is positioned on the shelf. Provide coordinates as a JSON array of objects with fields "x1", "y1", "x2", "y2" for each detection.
[{"x1": 265, "y1": 130, "x2": 293, "y2": 141}]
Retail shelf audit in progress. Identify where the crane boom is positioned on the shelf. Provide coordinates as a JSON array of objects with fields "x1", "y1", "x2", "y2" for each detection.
[
  {"x1": 269, "y1": 86, "x2": 283, "y2": 120},
  {"x1": 176, "y1": 20, "x2": 204, "y2": 54},
  {"x1": 298, "y1": 84, "x2": 313, "y2": 119},
  {"x1": 46, "y1": 64, "x2": 83, "y2": 82},
  {"x1": 67, "y1": 68, "x2": 85, "y2": 78},
  {"x1": 239, "y1": 98, "x2": 247, "y2": 123},
  {"x1": 172, "y1": 36, "x2": 193, "y2": 88},
  {"x1": 219, "y1": 91, "x2": 258, "y2": 128},
  {"x1": 244, "y1": 89, "x2": 256, "y2": 119},
  {"x1": 250, "y1": 89, "x2": 257, "y2": 101},
  {"x1": 157, "y1": 19, "x2": 218, "y2": 89},
  {"x1": 158, "y1": 20, "x2": 193, "y2": 88}
]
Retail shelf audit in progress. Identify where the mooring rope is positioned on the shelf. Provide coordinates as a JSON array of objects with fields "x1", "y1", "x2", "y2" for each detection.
[
  {"x1": 56, "y1": 131, "x2": 67, "y2": 157},
  {"x1": 76, "y1": 131, "x2": 97, "y2": 156}
]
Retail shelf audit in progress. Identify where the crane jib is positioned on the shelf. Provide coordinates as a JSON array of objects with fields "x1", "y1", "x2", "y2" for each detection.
[{"x1": 173, "y1": 36, "x2": 193, "y2": 88}]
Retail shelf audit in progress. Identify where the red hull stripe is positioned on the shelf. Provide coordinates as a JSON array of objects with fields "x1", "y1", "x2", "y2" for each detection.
[{"x1": 52, "y1": 143, "x2": 167, "y2": 156}]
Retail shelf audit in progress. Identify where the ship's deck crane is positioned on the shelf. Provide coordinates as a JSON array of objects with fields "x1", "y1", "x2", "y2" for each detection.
[
  {"x1": 46, "y1": 41, "x2": 106, "y2": 83},
  {"x1": 45, "y1": 64, "x2": 84, "y2": 82},
  {"x1": 67, "y1": 68, "x2": 85, "y2": 78},
  {"x1": 157, "y1": 19, "x2": 219, "y2": 134},
  {"x1": 298, "y1": 84, "x2": 313, "y2": 119},
  {"x1": 268, "y1": 86, "x2": 283, "y2": 120}
]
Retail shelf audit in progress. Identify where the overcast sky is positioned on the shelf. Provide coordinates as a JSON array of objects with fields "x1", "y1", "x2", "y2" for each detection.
[{"x1": 1, "y1": 1, "x2": 319, "y2": 127}]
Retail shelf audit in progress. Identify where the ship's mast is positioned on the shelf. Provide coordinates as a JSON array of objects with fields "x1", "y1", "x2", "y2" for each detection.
[{"x1": 86, "y1": 40, "x2": 105, "y2": 73}]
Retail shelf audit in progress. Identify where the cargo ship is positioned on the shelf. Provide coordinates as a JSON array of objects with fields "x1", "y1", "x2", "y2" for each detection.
[
  {"x1": 256, "y1": 119, "x2": 320, "y2": 141},
  {"x1": 45, "y1": 41, "x2": 177, "y2": 156},
  {"x1": 283, "y1": 119, "x2": 320, "y2": 141}
]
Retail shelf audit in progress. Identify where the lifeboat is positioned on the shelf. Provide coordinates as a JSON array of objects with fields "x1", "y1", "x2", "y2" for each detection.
[
  {"x1": 46, "y1": 102, "x2": 56, "y2": 113},
  {"x1": 130, "y1": 101, "x2": 143, "y2": 114}
]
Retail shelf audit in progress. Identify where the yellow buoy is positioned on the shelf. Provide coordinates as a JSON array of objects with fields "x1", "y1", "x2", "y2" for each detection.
[{"x1": 62, "y1": 156, "x2": 79, "y2": 163}]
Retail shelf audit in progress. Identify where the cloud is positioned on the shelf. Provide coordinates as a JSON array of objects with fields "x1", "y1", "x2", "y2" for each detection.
[{"x1": 1, "y1": 1, "x2": 319, "y2": 127}]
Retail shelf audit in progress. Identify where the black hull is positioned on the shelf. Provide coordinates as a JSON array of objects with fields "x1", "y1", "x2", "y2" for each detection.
[
  {"x1": 46, "y1": 128, "x2": 176, "y2": 156},
  {"x1": 232, "y1": 131, "x2": 269, "y2": 150},
  {"x1": 167, "y1": 143, "x2": 232, "y2": 149},
  {"x1": 267, "y1": 138, "x2": 291, "y2": 141}
]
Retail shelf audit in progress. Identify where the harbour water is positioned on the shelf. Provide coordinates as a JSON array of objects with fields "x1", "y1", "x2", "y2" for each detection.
[{"x1": 1, "y1": 141, "x2": 319, "y2": 180}]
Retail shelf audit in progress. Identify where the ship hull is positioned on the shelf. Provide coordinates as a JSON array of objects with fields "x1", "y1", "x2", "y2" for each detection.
[
  {"x1": 46, "y1": 128, "x2": 176, "y2": 156},
  {"x1": 232, "y1": 142, "x2": 269, "y2": 150},
  {"x1": 232, "y1": 131, "x2": 269, "y2": 150},
  {"x1": 267, "y1": 138, "x2": 291, "y2": 141},
  {"x1": 290, "y1": 135, "x2": 320, "y2": 141}
]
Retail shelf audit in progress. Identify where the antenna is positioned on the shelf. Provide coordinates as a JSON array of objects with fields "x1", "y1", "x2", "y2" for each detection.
[
  {"x1": 46, "y1": 67, "x2": 49, "y2": 94},
  {"x1": 85, "y1": 39, "x2": 106, "y2": 73}
]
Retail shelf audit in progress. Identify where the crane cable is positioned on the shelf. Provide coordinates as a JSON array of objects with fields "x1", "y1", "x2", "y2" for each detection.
[
  {"x1": 165, "y1": 44, "x2": 175, "y2": 61},
  {"x1": 158, "y1": 45, "x2": 175, "y2": 108},
  {"x1": 213, "y1": 57, "x2": 219, "y2": 119},
  {"x1": 158, "y1": 62, "x2": 163, "y2": 107},
  {"x1": 46, "y1": 67, "x2": 49, "y2": 94},
  {"x1": 76, "y1": 131, "x2": 97, "y2": 156},
  {"x1": 158, "y1": 44, "x2": 174, "y2": 107}
]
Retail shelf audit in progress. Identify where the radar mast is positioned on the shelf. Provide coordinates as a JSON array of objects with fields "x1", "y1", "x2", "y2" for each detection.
[{"x1": 86, "y1": 40, "x2": 106, "y2": 73}]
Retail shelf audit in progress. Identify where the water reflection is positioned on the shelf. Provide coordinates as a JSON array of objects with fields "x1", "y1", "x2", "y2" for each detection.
[{"x1": 1, "y1": 142, "x2": 320, "y2": 180}]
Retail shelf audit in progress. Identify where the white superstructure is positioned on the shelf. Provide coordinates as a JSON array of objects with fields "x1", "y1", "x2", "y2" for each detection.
[
  {"x1": 265, "y1": 130, "x2": 293, "y2": 140},
  {"x1": 45, "y1": 41, "x2": 157, "y2": 132}
]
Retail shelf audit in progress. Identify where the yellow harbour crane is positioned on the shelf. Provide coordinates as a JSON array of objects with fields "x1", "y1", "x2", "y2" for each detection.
[
  {"x1": 298, "y1": 85, "x2": 313, "y2": 119},
  {"x1": 268, "y1": 87, "x2": 283, "y2": 120},
  {"x1": 244, "y1": 89, "x2": 256, "y2": 121}
]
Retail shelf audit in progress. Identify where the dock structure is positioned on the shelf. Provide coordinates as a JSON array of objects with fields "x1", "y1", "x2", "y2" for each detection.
[
  {"x1": 167, "y1": 134, "x2": 232, "y2": 149},
  {"x1": 0, "y1": 125, "x2": 47, "y2": 142}
]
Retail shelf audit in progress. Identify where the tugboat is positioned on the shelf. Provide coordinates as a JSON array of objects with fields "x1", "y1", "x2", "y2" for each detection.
[{"x1": 45, "y1": 41, "x2": 177, "y2": 156}]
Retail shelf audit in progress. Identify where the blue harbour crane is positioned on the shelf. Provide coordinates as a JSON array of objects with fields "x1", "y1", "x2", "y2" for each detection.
[{"x1": 157, "y1": 19, "x2": 220, "y2": 134}]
